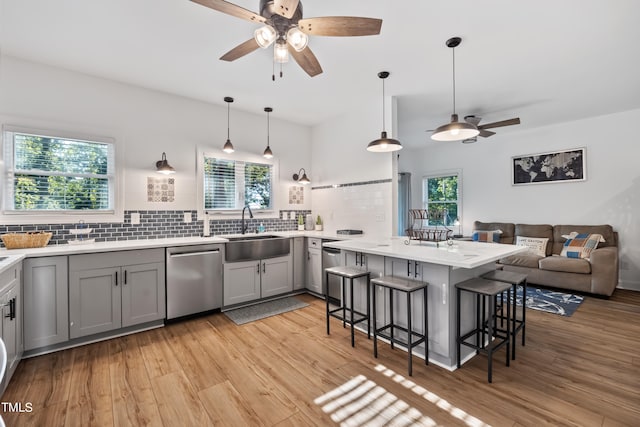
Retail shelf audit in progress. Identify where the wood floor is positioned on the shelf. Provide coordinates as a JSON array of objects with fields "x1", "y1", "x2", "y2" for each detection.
[{"x1": 2, "y1": 289, "x2": 640, "y2": 426}]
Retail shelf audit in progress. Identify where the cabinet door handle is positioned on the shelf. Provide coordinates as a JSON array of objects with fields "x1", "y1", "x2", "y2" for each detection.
[
  {"x1": 414, "y1": 261, "x2": 419, "y2": 278},
  {"x1": 407, "y1": 260, "x2": 411, "y2": 276},
  {"x1": 257, "y1": 263, "x2": 260, "y2": 274},
  {"x1": 124, "y1": 270, "x2": 128, "y2": 285},
  {"x1": 115, "y1": 271, "x2": 118, "y2": 286},
  {"x1": 10, "y1": 298, "x2": 15, "y2": 320},
  {"x1": 263, "y1": 262, "x2": 266, "y2": 274}
]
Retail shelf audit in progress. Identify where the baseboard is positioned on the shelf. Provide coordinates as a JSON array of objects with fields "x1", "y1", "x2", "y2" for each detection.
[{"x1": 617, "y1": 280, "x2": 640, "y2": 292}]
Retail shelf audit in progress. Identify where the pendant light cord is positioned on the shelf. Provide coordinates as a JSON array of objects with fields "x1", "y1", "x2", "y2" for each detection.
[
  {"x1": 381, "y1": 77, "x2": 386, "y2": 132},
  {"x1": 267, "y1": 109, "x2": 270, "y2": 145},
  {"x1": 452, "y1": 46, "x2": 456, "y2": 115},
  {"x1": 227, "y1": 101, "x2": 230, "y2": 139}
]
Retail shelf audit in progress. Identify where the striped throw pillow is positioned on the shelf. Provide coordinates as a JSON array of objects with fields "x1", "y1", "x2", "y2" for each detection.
[
  {"x1": 560, "y1": 233, "x2": 603, "y2": 259},
  {"x1": 472, "y1": 230, "x2": 502, "y2": 243}
]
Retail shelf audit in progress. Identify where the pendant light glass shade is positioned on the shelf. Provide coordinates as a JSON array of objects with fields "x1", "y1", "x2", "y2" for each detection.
[
  {"x1": 286, "y1": 27, "x2": 308, "y2": 52},
  {"x1": 274, "y1": 40, "x2": 289, "y2": 63},
  {"x1": 155, "y1": 152, "x2": 175, "y2": 174},
  {"x1": 255, "y1": 25, "x2": 277, "y2": 48},
  {"x1": 431, "y1": 114, "x2": 480, "y2": 141},
  {"x1": 367, "y1": 71, "x2": 402, "y2": 153},
  {"x1": 431, "y1": 37, "x2": 479, "y2": 142},
  {"x1": 222, "y1": 97, "x2": 235, "y2": 153}
]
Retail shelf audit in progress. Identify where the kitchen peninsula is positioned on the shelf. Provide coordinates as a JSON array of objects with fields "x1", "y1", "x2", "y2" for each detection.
[{"x1": 323, "y1": 237, "x2": 526, "y2": 369}]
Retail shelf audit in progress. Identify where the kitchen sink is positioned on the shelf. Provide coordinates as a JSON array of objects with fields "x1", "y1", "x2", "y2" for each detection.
[
  {"x1": 225, "y1": 234, "x2": 280, "y2": 242},
  {"x1": 225, "y1": 235, "x2": 290, "y2": 262}
]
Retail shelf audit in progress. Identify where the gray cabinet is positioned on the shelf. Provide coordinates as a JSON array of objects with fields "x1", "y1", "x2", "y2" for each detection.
[
  {"x1": 23, "y1": 256, "x2": 69, "y2": 351},
  {"x1": 0, "y1": 262, "x2": 23, "y2": 395},
  {"x1": 223, "y1": 254, "x2": 292, "y2": 307},
  {"x1": 305, "y1": 238, "x2": 322, "y2": 294},
  {"x1": 293, "y1": 237, "x2": 305, "y2": 290},
  {"x1": 69, "y1": 249, "x2": 165, "y2": 339}
]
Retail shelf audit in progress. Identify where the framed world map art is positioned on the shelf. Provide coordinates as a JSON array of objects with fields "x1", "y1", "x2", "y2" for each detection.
[{"x1": 512, "y1": 147, "x2": 586, "y2": 185}]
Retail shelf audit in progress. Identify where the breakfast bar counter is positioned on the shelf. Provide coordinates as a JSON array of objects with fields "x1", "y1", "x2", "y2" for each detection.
[{"x1": 323, "y1": 237, "x2": 526, "y2": 370}]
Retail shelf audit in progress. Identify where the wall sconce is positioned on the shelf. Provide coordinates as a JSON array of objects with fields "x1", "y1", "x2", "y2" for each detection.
[
  {"x1": 292, "y1": 168, "x2": 310, "y2": 185},
  {"x1": 156, "y1": 152, "x2": 175, "y2": 174}
]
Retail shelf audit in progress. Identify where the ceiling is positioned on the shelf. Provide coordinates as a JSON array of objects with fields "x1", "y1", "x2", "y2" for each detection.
[{"x1": 1, "y1": 0, "x2": 640, "y2": 148}]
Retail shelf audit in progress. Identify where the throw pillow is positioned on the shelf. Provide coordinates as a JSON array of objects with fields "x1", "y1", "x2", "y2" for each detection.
[
  {"x1": 562, "y1": 232, "x2": 606, "y2": 243},
  {"x1": 515, "y1": 236, "x2": 548, "y2": 257},
  {"x1": 560, "y1": 233, "x2": 604, "y2": 259},
  {"x1": 472, "y1": 230, "x2": 502, "y2": 243}
]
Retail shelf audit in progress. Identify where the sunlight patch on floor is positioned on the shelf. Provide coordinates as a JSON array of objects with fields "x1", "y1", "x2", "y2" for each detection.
[
  {"x1": 375, "y1": 364, "x2": 490, "y2": 427},
  {"x1": 314, "y1": 374, "x2": 436, "y2": 426}
]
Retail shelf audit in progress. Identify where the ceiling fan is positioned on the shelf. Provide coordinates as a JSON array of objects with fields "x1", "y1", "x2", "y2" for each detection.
[
  {"x1": 190, "y1": 0, "x2": 383, "y2": 79},
  {"x1": 459, "y1": 115, "x2": 521, "y2": 143}
]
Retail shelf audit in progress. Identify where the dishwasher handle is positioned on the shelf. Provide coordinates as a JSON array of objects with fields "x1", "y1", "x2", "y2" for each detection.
[
  {"x1": 169, "y1": 249, "x2": 220, "y2": 258},
  {"x1": 323, "y1": 248, "x2": 341, "y2": 255}
]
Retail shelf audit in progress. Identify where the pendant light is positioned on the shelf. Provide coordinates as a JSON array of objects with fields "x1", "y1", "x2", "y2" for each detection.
[
  {"x1": 222, "y1": 96, "x2": 235, "y2": 153},
  {"x1": 263, "y1": 107, "x2": 274, "y2": 159},
  {"x1": 431, "y1": 37, "x2": 480, "y2": 142},
  {"x1": 367, "y1": 71, "x2": 403, "y2": 152}
]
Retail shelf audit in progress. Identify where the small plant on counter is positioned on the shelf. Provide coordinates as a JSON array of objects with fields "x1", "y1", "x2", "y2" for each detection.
[
  {"x1": 315, "y1": 215, "x2": 323, "y2": 231},
  {"x1": 297, "y1": 214, "x2": 305, "y2": 231}
]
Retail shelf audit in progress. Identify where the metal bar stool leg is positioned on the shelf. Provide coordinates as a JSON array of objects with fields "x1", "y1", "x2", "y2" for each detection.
[
  {"x1": 366, "y1": 273, "x2": 371, "y2": 339},
  {"x1": 389, "y1": 289, "x2": 395, "y2": 350},
  {"x1": 487, "y1": 294, "x2": 494, "y2": 383},
  {"x1": 522, "y1": 279, "x2": 527, "y2": 346},
  {"x1": 456, "y1": 287, "x2": 462, "y2": 368},
  {"x1": 342, "y1": 276, "x2": 346, "y2": 329},
  {"x1": 349, "y1": 278, "x2": 355, "y2": 347},
  {"x1": 424, "y1": 286, "x2": 429, "y2": 366},
  {"x1": 326, "y1": 271, "x2": 331, "y2": 335},
  {"x1": 373, "y1": 281, "x2": 378, "y2": 358},
  {"x1": 407, "y1": 290, "x2": 413, "y2": 376}
]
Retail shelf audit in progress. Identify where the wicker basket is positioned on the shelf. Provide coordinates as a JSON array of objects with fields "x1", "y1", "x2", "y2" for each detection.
[{"x1": 1, "y1": 232, "x2": 52, "y2": 249}]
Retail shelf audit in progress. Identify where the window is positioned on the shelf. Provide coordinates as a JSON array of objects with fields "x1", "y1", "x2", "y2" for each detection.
[
  {"x1": 202, "y1": 153, "x2": 273, "y2": 212},
  {"x1": 422, "y1": 171, "x2": 460, "y2": 226},
  {"x1": 2, "y1": 129, "x2": 116, "y2": 214}
]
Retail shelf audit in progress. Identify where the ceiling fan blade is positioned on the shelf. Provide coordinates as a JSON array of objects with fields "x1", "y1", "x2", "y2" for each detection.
[
  {"x1": 190, "y1": 0, "x2": 265, "y2": 24},
  {"x1": 479, "y1": 129, "x2": 496, "y2": 138},
  {"x1": 274, "y1": 0, "x2": 300, "y2": 19},
  {"x1": 298, "y1": 17, "x2": 383, "y2": 36},
  {"x1": 479, "y1": 117, "x2": 521, "y2": 130},
  {"x1": 288, "y1": 45, "x2": 323, "y2": 77},
  {"x1": 220, "y1": 38, "x2": 260, "y2": 61}
]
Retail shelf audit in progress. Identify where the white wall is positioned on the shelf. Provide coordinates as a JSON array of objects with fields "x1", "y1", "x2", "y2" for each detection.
[
  {"x1": 310, "y1": 96, "x2": 395, "y2": 237},
  {"x1": 0, "y1": 55, "x2": 312, "y2": 221},
  {"x1": 399, "y1": 108, "x2": 640, "y2": 290}
]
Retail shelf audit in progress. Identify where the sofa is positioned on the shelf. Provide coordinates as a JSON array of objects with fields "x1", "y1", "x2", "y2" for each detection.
[{"x1": 473, "y1": 221, "x2": 619, "y2": 297}]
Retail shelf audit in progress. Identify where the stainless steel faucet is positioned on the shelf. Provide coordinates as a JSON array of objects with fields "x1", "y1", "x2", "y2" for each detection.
[{"x1": 241, "y1": 205, "x2": 253, "y2": 234}]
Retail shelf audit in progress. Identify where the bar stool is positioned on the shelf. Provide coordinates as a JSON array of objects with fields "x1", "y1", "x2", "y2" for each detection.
[
  {"x1": 370, "y1": 275, "x2": 428, "y2": 376},
  {"x1": 482, "y1": 270, "x2": 527, "y2": 360},
  {"x1": 456, "y1": 277, "x2": 512, "y2": 383},
  {"x1": 325, "y1": 266, "x2": 371, "y2": 347}
]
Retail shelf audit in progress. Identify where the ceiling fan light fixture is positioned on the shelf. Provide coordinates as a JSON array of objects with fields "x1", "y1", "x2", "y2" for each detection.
[
  {"x1": 255, "y1": 25, "x2": 277, "y2": 48},
  {"x1": 367, "y1": 71, "x2": 403, "y2": 153},
  {"x1": 286, "y1": 27, "x2": 308, "y2": 52},
  {"x1": 274, "y1": 39, "x2": 289, "y2": 63},
  {"x1": 431, "y1": 114, "x2": 480, "y2": 142}
]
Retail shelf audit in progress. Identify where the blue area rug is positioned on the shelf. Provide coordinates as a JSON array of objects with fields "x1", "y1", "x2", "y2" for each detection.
[{"x1": 506, "y1": 285, "x2": 584, "y2": 316}]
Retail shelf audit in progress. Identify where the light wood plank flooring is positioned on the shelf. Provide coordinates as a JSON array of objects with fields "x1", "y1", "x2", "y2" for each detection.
[{"x1": 2, "y1": 290, "x2": 640, "y2": 426}]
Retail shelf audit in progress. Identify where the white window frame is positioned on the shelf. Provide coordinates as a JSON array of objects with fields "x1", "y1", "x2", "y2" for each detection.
[
  {"x1": 422, "y1": 169, "x2": 462, "y2": 227},
  {"x1": 0, "y1": 125, "x2": 124, "y2": 225},
  {"x1": 196, "y1": 147, "x2": 279, "y2": 220}
]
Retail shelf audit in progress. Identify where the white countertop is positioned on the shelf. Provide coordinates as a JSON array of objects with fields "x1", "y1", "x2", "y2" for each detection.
[
  {"x1": 0, "y1": 230, "x2": 357, "y2": 258},
  {"x1": 0, "y1": 253, "x2": 25, "y2": 275},
  {"x1": 323, "y1": 237, "x2": 527, "y2": 269}
]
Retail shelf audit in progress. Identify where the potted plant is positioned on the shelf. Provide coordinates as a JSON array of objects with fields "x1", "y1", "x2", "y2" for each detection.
[
  {"x1": 297, "y1": 214, "x2": 304, "y2": 231},
  {"x1": 315, "y1": 215, "x2": 323, "y2": 231}
]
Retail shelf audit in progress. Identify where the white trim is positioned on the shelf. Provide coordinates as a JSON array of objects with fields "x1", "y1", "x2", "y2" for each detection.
[
  {"x1": 0, "y1": 123, "x2": 124, "y2": 224},
  {"x1": 196, "y1": 146, "x2": 280, "y2": 220}
]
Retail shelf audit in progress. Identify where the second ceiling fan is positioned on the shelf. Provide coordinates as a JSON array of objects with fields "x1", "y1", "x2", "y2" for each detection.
[{"x1": 191, "y1": 0, "x2": 382, "y2": 79}]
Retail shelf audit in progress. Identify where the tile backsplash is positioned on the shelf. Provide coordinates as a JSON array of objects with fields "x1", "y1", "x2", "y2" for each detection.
[{"x1": 0, "y1": 210, "x2": 311, "y2": 247}]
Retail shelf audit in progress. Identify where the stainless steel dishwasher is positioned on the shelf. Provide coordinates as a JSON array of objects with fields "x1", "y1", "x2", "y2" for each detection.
[
  {"x1": 166, "y1": 244, "x2": 224, "y2": 320},
  {"x1": 322, "y1": 244, "x2": 342, "y2": 303}
]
